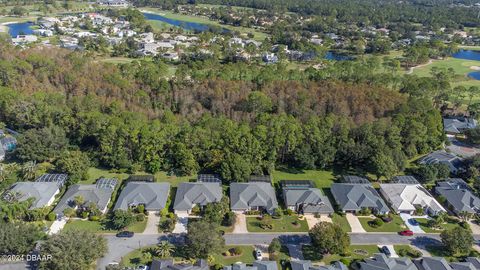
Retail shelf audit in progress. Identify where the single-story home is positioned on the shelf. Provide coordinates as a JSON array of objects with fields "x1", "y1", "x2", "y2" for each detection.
[
  {"x1": 359, "y1": 254, "x2": 417, "y2": 270},
  {"x1": 391, "y1": 175, "x2": 420, "y2": 185},
  {"x1": 380, "y1": 183, "x2": 445, "y2": 215},
  {"x1": 173, "y1": 181, "x2": 223, "y2": 215},
  {"x1": 230, "y1": 182, "x2": 278, "y2": 214},
  {"x1": 5, "y1": 182, "x2": 60, "y2": 209},
  {"x1": 35, "y1": 173, "x2": 68, "y2": 187},
  {"x1": 113, "y1": 182, "x2": 170, "y2": 211},
  {"x1": 54, "y1": 178, "x2": 117, "y2": 216},
  {"x1": 435, "y1": 178, "x2": 480, "y2": 215},
  {"x1": 331, "y1": 183, "x2": 389, "y2": 214},
  {"x1": 443, "y1": 117, "x2": 477, "y2": 134},
  {"x1": 291, "y1": 260, "x2": 347, "y2": 270},
  {"x1": 419, "y1": 150, "x2": 464, "y2": 174},
  {"x1": 151, "y1": 259, "x2": 208, "y2": 270},
  {"x1": 281, "y1": 180, "x2": 334, "y2": 215},
  {"x1": 224, "y1": 261, "x2": 278, "y2": 270}
]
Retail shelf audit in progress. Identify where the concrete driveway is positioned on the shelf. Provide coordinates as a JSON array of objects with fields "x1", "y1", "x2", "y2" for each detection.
[
  {"x1": 48, "y1": 217, "x2": 67, "y2": 235},
  {"x1": 400, "y1": 213, "x2": 425, "y2": 233},
  {"x1": 377, "y1": 245, "x2": 398, "y2": 258},
  {"x1": 304, "y1": 214, "x2": 332, "y2": 229},
  {"x1": 143, "y1": 211, "x2": 160, "y2": 234},
  {"x1": 232, "y1": 213, "x2": 248, "y2": 233},
  {"x1": 173, "y1": 213, "x2": 188, "y2": 234},
  {"x1": 346, "y1": 213, "x2": 366, "y2": 233}
]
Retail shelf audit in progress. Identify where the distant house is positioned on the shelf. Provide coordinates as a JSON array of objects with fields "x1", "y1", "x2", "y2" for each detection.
[
  {"x1": 331, "y1": 183, "x2": 389, "y2": 214},
  {"x1": 5, "y1": 182, "x2": 60, "y2": 209},
  {"x1": 291, "y1": 260, "x2": 347, "y2": 270},
  {"x1": 173, "y1": 182, "x2": 223, "y2": 215},
  {"x1": 443, "y1": 117, "x2": 477, "y2": 134},
  {"x1": 419, "y1": 150, "x2": 464, "y2": 174},
  {"x1": 380, "y1": 183, "x2": 445, "y2": 215},
  {"x1": 435, "y1": 178, "x2": 480, "y2": 215},
  {"x1": 12, "y1": 35, "x2": 38, "y2": 45},
  {"x1": 281, "y1": 180, "x2": 334, "y2": 215},
  {"x1": 126, "y1": 175, "x2": 155, "y2": 182},
  {"x1": 391, "y1": 175, "x2": 420, "y2": 185},
  {"x1": 113, "y1": 182, "x2": 170, "y2": 211},
  {"x1": 97, "y1": 0, "x2": 130, "y2": 7},
  {"x1": 54, "y1": 178, "x2": 117, "y2": 216},
  {"x1": 151, "y1": 259, "x2": 208, "y2": 270},
  {"x1": 224, "y1": 261, "x2": 278, "y2": 270},
  {"x1": 197, "y1": 174, "x2": 223, "y2": 183},
  {"x1": 358, "y1": 254, "x2": 417, "y2": 270},
  {"x1": 230, "y1": 182, "x2": 278, "y2": 214}
]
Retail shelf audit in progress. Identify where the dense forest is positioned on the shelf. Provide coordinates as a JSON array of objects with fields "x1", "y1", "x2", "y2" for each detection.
[{"x1": 0, "y1": 39, "x2": 444, "y2": 183}]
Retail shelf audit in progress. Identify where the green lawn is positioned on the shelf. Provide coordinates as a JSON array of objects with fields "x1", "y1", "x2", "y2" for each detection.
[
  {"x1": 416, "y1": 218, "x2": 460, "y2": 233},
  {"x1": 212, "y1": 245, "x2": 256, "y2": 265},
  {"x1": 303, "y1": 244, "x2": 381, "y2": 265},
  {"x1": 272, "y1": 169, "x2": 335, "y2": 189},
  {"x1": 63, "y1": 218, "x2": 147, "y2": 233},
  {"x1": 141, "y1": 7, "x2": 268, "y2": 41},
  {"x1": 394, "y1": 245, "x2": 422, "y2": 259},
  {"x1": 246, "y1": 215, "x2": 309, "y2": 232},
  {"x1": 358, "y1": 215, "x2": 407, "y2": 232},
  {"x1": 332, "y1": 213, "x2": 351, "y2": 232}
]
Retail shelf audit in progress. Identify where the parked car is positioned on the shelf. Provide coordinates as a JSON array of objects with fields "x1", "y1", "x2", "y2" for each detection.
[
  {"x1": 116, "y1": 231, "x2": 134, "y2": 238},
  {"x1": 255, "y1": 249, "x2": 262, "y2": 260},
  {"x1": 408, "y1": 218, "x2": 419, "y2": 226},
  {"x1": 381, "y1": 246, "x2": 391, "y2": 257},
  {"x1": 399, "y1": 230, "x2": 414, "y2": 236}
]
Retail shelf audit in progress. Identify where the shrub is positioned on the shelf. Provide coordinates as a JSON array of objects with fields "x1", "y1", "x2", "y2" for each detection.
[
  {"x1": 89, "y1": 215, "x2": 100, "y2": 221},
  {"x1": 358, "y1": 208, "x2": 371, "y2": 216},
  {"x1": 160, "y1": 218, "x2": 176, "y2": 232},
  {"x1": 136, "y1": 214, "x2": 145, "y2": 222},
  {"x1": 81, "y1": 211, "x2": 89, "y2": 219},
  {"x1": 223, "y1": 250, "x2": 231, "y2": 256},
  {"x1": 137, "y1": 204, "x2": 145, "y2": 214},
  {"x1": 230, "y1": 247, "x2": 242, "y2": 256},
  {"x1": 191, "y1": 205, "x2": 201, "y2": 215},
  {"x1": 223, "y1": 211, "x2": 236, "y2": 227},
  {"x1": 46, "y1": 212, "x2": 56, "y2": 221},
  {"x1": 369, "y1": 218, "x2": 384, "y2": 228},
  {"x1": 273, "y1": 208, "x2": 284, "y2": 219},
  {"x1": 286, "y1": 209, "x2": 294, "y2": 216}
]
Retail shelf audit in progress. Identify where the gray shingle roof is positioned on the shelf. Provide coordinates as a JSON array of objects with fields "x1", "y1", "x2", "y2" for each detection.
[
  {"x1": 283, "y1": 188, "x2": 333, "y2": 214},
  {"x1": 391, "y1": 176, "x2": 419, "y2": 184},
  {"x1": 230, "y1": 182, "x2": 278, "y2": 212},
  {"x1": 173, "y1": 182, "x2": 222, "y2": 211},
  {"x1": 331, "y1": 183, "x2": 389, "y2": 213},
  {"x1": 291, "y1": 260, "x2": 347, "y2": 270},
  {"x1": 419, "y1": 257, "x2": 452, "y2": 270},
  {"x1": 436, "y1": 180, "x2": 480, "y2": 214},
  {"x1": 151, "y1": 259, "x2": 208, "y2": 270},
  {"x1": 341, "y1": 175, "x2": 369, "y2": 184},
  {"x1": 443, "y1": 117, "x2": 477, "y2": 134},
  {"x1": 419, "y1": 151, "x2": 464, "y2": 173},
  {"x1": 114, "y1": 182, "x2": 170, "y2": 211},
  {"x1": 358, "y1": 254, "x2": 418, "y2": 270},
  {"x1": 53, "y1": 184, "x2": 115, "y2": 214},
  {"x1": 7, "y1": 182, "x2": 59, "y2": 209},
  {"x1": 223, "y1": 261, "x2": 278, "y2": 270}
]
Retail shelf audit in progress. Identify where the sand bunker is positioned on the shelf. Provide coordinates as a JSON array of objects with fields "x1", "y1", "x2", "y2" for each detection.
[{"x1": 470, "y1": 66, "x2": 480, "y2": 70}]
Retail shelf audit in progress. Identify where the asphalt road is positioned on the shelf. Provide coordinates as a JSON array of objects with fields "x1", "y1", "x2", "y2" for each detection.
[{"x1": 97, "y1": 233, "x2": 480, "y2": 270}]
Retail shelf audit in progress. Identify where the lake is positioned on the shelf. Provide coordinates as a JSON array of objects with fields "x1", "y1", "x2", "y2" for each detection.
[
  {"x1": 143, "y1": 12, "x2": 222, "y2": 32},
  {"x1": 7, "y1": 22, "x2": 34, "y2": 37},
  {"x1": 452, "y1": 49, "x2": 480, "y2": 61},
  {"x1": 468, "y1": 72, "x2": 480, "y2": 80},
  {"x1": 325, "y1": 51, "x2": 352, "y2": 61}
]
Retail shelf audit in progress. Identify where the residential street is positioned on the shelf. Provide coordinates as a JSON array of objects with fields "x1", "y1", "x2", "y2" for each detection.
[{"x1": 97, "y1": 232, "x2": 480, "y2": 269}]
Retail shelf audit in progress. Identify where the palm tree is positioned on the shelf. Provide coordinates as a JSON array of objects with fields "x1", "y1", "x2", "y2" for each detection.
[
  {"x1": 21, "y1": 161, "x2": 37, "y2": 181},
  {"x1": 155, "y1": 241, "x2": 175, "y2": 258}
]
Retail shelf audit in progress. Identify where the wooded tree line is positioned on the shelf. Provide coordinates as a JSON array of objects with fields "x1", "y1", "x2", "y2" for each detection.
[{"x1": 0, "y1": 42, "x2": 444, "y2": 182}]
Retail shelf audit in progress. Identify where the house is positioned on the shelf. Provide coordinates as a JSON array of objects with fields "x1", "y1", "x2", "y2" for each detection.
[
  {"x1": 0, "y1": 136, "x2": 17, "y2": 151},
  {"x1": 341, "y1": 175, "x2": 370, "y2": 184},
  {"x1": 173, "y1": 181, "x2": 223, "y2": 215},
  {"x1": 224, "y1": 261, "x2": 278, "y2": 270},
  {"x1": 291, "y1": 260, "x2": 347, "y2": 270},
  {"x1": 415, "y1": 257, "x2": 452, "y2": 270},
  {"x1": 262, "y1": 53, "x2": 278, "y2": 64},
  {"x1": 97, "y1": 0, "x2": 130, "y2": 7},
  {"x1": 113, "y1": 182, "x2": 170, "y2": 211},
  {"x1": 331, "y1": 183, "x2": 389, "y2": 214},
  {"x1": 35, "y1": 173, "x2": 68, "y2": 187},
  {"x1": 5, "y1": 182, "x2": 60, "y2": 209},
  {"x1": 230, "y1": 182, "x2": 278, "y2": 214},
  {"x1": 443, "y1": 117, "x2": 477, "y2": 134},
  {"x1": 197, "y1": 174, "x2": 223, "y2": 183},
  {"x1": 435, "y1": 178, "x2": 480, "y2": 215},
  {"x1": 379, "y1": 183, "x2": 445, "y2": 215},
  {"x1": 151, "y1": 259, "x2": 208, "y2": 270},
  {"x1": 53, "y1": 178, "x2": 117, "y2": 216},
  {"x1": 358, "y1": 254, "x2": 417, "y2": 270},
  {"x1": 419, "y1": 150, "x2": 464, "y2": 174},
  {"x1": 281, "y1": 180, "x2": 334, "y2": 215}
]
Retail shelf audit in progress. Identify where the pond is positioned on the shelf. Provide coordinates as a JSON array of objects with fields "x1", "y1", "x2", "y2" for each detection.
[
  {"x1": 7, "y1": 22, "x2": 34, "y2": 37},
  {"x1": 468, "y1": 71, "x2": 480, "y2": 80},
  {"x1": 325, "y1": 51, "x2": 352, "y2": 61},
  {"x1": 143, "y1": 12, "x2": 225, "y2": 32},
  {"x1": 452, "y1": 49, "x2": 480, "y2": 61}
]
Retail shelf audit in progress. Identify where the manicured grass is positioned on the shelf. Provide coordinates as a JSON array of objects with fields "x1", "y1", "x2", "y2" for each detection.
[
  {"x1": 63, "y1": 218, "x2": 147, "y2": 233},
  {"x1": 303, "y1": 244, "x2": 381, "y2": 265},
  {"x1": 425, "y1": 245, "x2": 480, "y2": 260},
  {"x1": 272, "y1": 168, "x2": 335, "y2": 189},
  {"x1": 332, "y1": 213, "x2": 351, "y2": 232},
  {"x1": 141, "y1": 7, "x2": 268, "y2": 41},
  {"x1": 212, "y1": 245, "x2": 256, "y2": 265},
  {"x1": 416, "y1": 218, "x2": 460, "y2": 233},
  {"x1": 246, "y1": 215, "x2": 309, "y2": 232},
  {"x1": 394, "y1": 245, "x2": 422, "y2": 259},
  {"x1": 358, "y1": 215, "x2": 407, "y2": 232}
]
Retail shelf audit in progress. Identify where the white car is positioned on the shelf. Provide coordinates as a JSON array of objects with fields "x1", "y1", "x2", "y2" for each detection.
[{"x1": 255, "y1": 249, "x2": 262, "y2": 260}]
